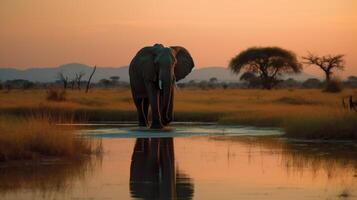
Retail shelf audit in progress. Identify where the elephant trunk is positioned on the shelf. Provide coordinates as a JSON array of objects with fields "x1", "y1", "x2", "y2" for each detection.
[{"x1": 160, "y1": 76, "x2": 173, "y2": 124}]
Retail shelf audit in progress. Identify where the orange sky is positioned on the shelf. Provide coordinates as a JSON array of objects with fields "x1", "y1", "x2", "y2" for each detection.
[{"x1": 1, "y1": 0, "x2": 356, "y2": 77}]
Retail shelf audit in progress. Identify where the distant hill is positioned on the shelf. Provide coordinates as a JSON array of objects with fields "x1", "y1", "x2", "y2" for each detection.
[
  {"x1": 184, "y1": 67, "x2": 237, "y2": 82},
  {"x1": 0, "y1": 63, "x2": 317, "y2": 83},
  {"x1": 183, "y1": 66, "x2": 317, "y2": 82},
  {"x1": 0, "y1": 63, "x2": 129, "y2": 83}
]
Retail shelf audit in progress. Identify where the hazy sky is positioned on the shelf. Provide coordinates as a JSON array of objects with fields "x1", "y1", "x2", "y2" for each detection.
[{"x1": 1, "y1": 0, "x2": 356, "y2": 77}]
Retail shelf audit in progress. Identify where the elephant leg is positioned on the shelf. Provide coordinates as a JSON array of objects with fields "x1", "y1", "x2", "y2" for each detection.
[
  {"x1": 134, "y1": 97, "x2": 148, "y2": 127},
  {"x1": 145, "y1": 82, "x2": 164, "y2": 129}
]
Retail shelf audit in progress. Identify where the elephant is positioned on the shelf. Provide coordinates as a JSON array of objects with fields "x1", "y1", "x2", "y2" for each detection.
[{"x1": 129, "y1": 44, "x2": 194, "y2": 129}]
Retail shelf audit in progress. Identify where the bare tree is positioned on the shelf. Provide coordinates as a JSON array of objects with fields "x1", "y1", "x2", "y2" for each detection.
[
  {"x1": 302, "y1": 53, "x2": 345, "y2": 82},
  {"x1": 70, "y1": 78, "x2": 76, "y2": 89},
  {"x1": 75, "y1": 72, "x2": 85, "y2": 90},
  {"x1": 86, "y1": 65, "x2": 97, "y2": 93},
  {"x1": 57, "y1": 72, "x2": 69, "y2": 89}
]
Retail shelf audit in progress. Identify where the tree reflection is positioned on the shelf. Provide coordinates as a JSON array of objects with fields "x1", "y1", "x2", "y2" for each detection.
[{"x1": 130, "y1": 138, "x2": 194, "y2": 200}]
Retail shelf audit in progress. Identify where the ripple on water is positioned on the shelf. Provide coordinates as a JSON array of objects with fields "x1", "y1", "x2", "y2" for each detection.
[{"x1": 78, "y1": 125, "x2": 284, "y2": 138}]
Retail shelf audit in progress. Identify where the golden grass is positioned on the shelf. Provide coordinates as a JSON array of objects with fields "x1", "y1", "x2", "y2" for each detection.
[
  {"x1": 0, "y1": 114, "x2": 102, "y2": 161},
  {"x1": 1, "y1": 88, "x2": 357, "y2": 139}
]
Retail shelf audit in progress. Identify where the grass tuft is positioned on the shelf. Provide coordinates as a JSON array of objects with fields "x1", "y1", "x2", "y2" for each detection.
[{"x1": 0, "y1": 114, "x2": 102, "y2": 161}]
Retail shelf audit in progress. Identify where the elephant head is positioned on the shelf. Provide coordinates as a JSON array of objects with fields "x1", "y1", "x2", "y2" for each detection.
[{"x1": 153, "y1": 45, "x2": 195, "y2": 124}]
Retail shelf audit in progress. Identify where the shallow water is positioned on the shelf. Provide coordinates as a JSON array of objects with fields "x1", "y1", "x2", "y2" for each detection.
[{"x1": 1, "y1": 126, "x2": 357, "y2": 200}]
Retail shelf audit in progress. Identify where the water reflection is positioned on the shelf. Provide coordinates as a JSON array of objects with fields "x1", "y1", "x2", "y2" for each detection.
[
  {"x1": 281, "y1": 140, "x2": 357, "y2": 179},
  {"x1": 130, "y1": 138, "x2": 194, "y2": 200},
  {"x1": 0, "y1": 156, "x2": 101, "y2": 199},
  {"x1": 213, "y1": 136, "x2": 357, "y2": 179},
  {"x1": 0, "y1": 130, "x2": 356, "y2": 200}
]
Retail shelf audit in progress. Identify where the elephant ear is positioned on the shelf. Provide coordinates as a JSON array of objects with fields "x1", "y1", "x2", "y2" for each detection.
[{"x1": 170, "y1": 46, "x2": 195, "y2": 82}]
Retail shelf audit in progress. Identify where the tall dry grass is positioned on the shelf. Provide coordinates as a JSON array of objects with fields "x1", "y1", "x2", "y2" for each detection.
[{"x1": 0, "y1": 114, "x2": 102, "y2": 161}]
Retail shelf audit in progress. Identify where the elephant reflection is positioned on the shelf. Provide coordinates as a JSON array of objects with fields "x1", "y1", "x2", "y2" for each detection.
[{"x1": 130, "y1": 138, "x2": 194, "y2": 200}]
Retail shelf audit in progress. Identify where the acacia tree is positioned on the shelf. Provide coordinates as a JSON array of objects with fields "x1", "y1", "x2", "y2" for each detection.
[
  {"x1": 109, "y1": 76, "x2": 120, "y2": 86},
  {"x1": 229, "y1": 47, "x2": 302, "y2": 89},
  {"x1": 302, "y1": 53, "x2": 345, "y2": 82},
  {"x1": 209, "y1": 77, "x2": 218, "y2": 83},
  {"x1": 208, "y1": 77, "x2": 218, "y2": 88},
  {"x1": 99, "y1": 79, "x2": 111, "y2": 88}
]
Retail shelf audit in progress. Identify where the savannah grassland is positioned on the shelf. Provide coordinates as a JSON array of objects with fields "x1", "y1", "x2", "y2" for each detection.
[{"x1": 1, "y1": 88, "x2": 357, "y2": 139}]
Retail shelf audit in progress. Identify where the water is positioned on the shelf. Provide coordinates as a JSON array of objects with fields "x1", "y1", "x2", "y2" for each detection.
[{"x1": 0, "y1": 125, "x2": 356, "y2": 200}]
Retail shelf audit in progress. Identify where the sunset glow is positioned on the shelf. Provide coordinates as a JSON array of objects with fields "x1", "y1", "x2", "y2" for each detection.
[{"x1": 1, "y1": 0, "x2": 356, "y2": 76}]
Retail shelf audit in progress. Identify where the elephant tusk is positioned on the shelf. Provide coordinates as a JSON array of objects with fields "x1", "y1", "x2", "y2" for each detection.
[
  {"x1": 159, "y1": 80, "x2": 163, "y2": 90},
  {"x1": 174, "y1": 81, "x2": 180, "y2": 92}
]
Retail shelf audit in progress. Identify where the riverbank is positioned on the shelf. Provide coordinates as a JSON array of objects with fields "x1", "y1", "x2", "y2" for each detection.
[
  {"x1": 0, "y1": 114, "x2": 102, "y2": 161},
  {"x1": 0, "y1": 88, "x2": 356, "y2": 140}
]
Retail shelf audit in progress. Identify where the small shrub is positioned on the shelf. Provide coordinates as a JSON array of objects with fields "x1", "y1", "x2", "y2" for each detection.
[
  {"x1": 324, "y1": 79, "x2": 343, "y2": 93},
  {"x1": 338, "y1": 189, "x2": 351, "y2": 198},
  {"x1": 46, "y1": 88, "x2": 66, "y2": 101},
  {"x1": 302, "y1": 78, "x2": 322, "y2": 89}
]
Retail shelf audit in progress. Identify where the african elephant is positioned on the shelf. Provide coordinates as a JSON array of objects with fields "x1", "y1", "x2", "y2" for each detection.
[{"x1": 129, "y1": 44, "x2": 194, "y2": 129}]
